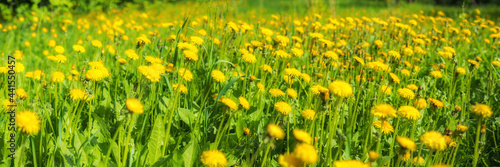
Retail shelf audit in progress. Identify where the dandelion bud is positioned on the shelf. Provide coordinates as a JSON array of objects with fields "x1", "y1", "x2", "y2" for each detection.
[
  {"x1": 243, "y1": 127, "x2": 250, "y2": 136},
  {"x1": 250, "y1": 76, "x2": 257, "y2": 81},
  {"x1": 481, "y1": 124, "x2": 486, "y2": 134},
  {"x1": 369, "y1": 151, "x2": 380, "y2": 162}
]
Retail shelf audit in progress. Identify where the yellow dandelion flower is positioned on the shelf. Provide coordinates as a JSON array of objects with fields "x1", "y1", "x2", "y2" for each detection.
[
  {"x1": 301, "y1": 73, "x2": 311, "y2": 83},
  {"x1": 302, "y1": 109, "x2": 316, "y2": 120},
  {"x1": 260, "y1": 65, "x2": 273, "y2": 73},
  {"x1": 379, "y1": 85, "x2": 392, "y2": 95},
  {"x1": 15, "y1": 63, "x2": 25, "y2": 73},
  {"x1": 428, "y1": 98, "x2": 444, "y2": 108},
  {"x1": 238, "y1": 97, "x2": 250, "y2": 110},
  {"x1": 388, "y1": 50, "x2": 401, "y2": 59},
  {"x1": 190, "y1": 36, "x2": 204, "y2": 45},
  {"x1": 172, "y1": 84, "x2": 188, "y2": 94},
  {"x1": 328, "y1": 80, "x2": 353, "y2": 98},
  {"x1": 135, "y1": 34, "x2": 151, "y2": 45},
  {"x1": 118, "y1": 58, "x2": 127, "y2": 64},
  {"x1": 401, "y1": 69, "x2": 411, "y2": 76},
  {"x1": 178, "y1": 68, "x2": 193, "y2": 81},
  {"x1": 471, "y1": 103, "x2": 493, "y2": 118},
  {"x1": 138, "y1": 66, "x2": 161, "y2": 83},
  {"x1": 293, "y1": 129, "x2": 312, "y2": 144},
  {"x1": 269, "y1": 89, "x2": 286, "y2": 97},
  {"x1": 420, "y1": 131, "x2": 447, "y2": 151},
  {"x1": 257, "y1": 82, "x2": 265, "y2": 92},
  {"x1": 86, "y1": 69, "x2": 108, "y2": 81},
  {"x1": 16, "y1": 88, "x2": 28, "y2": 99},
  {"x1": 401, "y1": 151, "x2": 411, "y2": 161},
  {"x1": 267, "y1": 123, "x2": 285, "y2": 139},
  {"x1": 413, "y1": 157, "x2": 425, "y2": 165},
  {"x1": 287, "y1": 88, "x2": 298, "y2": 99},
  {"x1": 145, "y1": 56, "x2": 163, "y2": 64},
  {"x1": 284, "y1": 68, "x2": 302, "y2": 77},
  {"x1": 414, "y1": 98, "x2": 427, "y2": 109},
  {"x1": 406, "y1": 84, "x2": 418, "y2": 90},
  {"x1": 51, "y1": 71, "x2": 65, "y2": 83},
  {"x1": 333, "y1": 160, "x2": 369, "y2": 167},
  {"x1": 397, "y1": 136, "x2": 417, "y2": 151},
  {"x1": 455, "y1": 67, "x2": 466, "y2": 74},
  {"x1": 456, "y1": 125, "x2": 468, "y2": 133},
  {"x1": 70, "y1": 89, "x2": 87, "y2": 100},
  {"x1": 368, "y1": 151, "x2": 380, "y2": 162},
  {"x1": 242, "y1": 53, "x2": 257, "y2": 63},
  {"x1": 243, "y1": 127, "x2": 251, "y2": 136},
  {"x1": 200, "y1": 150, "x2": 227, "y2": 167},
  {"x1": 371, "y1": 104, "x2": 397, "y2": 119},
  {"x1": 48, "y1": 40, "x2": 56, "y2": 47},
  {"x1": 278, "y1": 153, "x2": 304, "y2": 167},
  {"x1": 16, "y1": 110, "x2": 41, "y2": 135},
  {"x1": 73, "y1": 45, "x2": 86, "y2": 53},
  {"x1": 126, "y1": 98, "x2": 144, "y2": 114},
  {"x1": 389, "y1": 73, "x2": 400, "y2": 84},
  {"x1": 492, "y1": 60, "x2": 500, "y2": 67},
  {"x1": 398, "y1": 88, "x2": 415, "y2": 99},
  {"x1": 275, "y1": 101, "x2": 292, "y2": 115},
  {"x1": 293, "y1": 143, "x2": 318, "y2": 165},
  {"x1": 430, "y1": 70, "x2": 443, "y2": 78},
  {"x1": 211, "y1": 70, "x2": 226, "y2": 83},
  {"x1": 55, "y1": 45, "x2": 65, "y2": 53},
  {"x1": 398, "y1": 106, "x2": 421, "y2": 121},
  {"x1": 91, "y1": 40, "x2": 102, "y2": 48},
  {"x1": 184, "y1": 50, "x2": 199, "y2": 61},
  {"x1": 3, "y1": 99, "x2": 15, "y2": 111},
  {"x1": 221, "y1": 98, "x2": 238, "y2": 111},
  {"x1": 373, "y1": 120, "x2": 394, "y2": 135},
  {"x1": 125, "y1": 49, "x2": 139, "y2": 60},
  {"x1": 136, "y1": 35, "x2": 152, "y2": 45}
]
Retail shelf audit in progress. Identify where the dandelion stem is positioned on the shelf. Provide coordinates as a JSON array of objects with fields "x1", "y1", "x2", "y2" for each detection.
[
  {"x1": 122, "y1": 114, "x2": 136, "y2": 166},
  {"x1": 472, "y1": 117, "x2": 482, "y2": 167},
  {"x1": 261, "y1": 142, "x2": 272, "y2": 167}
]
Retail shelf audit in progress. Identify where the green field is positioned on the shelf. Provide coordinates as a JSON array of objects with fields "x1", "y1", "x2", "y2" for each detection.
[{"x1": 0, "y1": 0, "x2": 499, "y2": 166}]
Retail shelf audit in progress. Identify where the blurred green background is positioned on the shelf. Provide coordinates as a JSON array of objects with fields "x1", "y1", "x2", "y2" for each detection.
[{"x1": 1, "y1": 0, "x2": 500, "y2": 21}]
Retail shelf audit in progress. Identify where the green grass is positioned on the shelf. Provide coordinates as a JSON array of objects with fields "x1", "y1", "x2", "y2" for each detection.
[{"x1": 0, "y1": 0, "x2": 499, "y2": 167}]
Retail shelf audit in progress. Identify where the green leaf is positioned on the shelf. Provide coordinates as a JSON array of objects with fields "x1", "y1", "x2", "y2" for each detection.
[
  {"x1": 178, "y1": 108, "x2": 195, "y2": 128},
  {"x1": 147, "y1": 114, "x2": 165, "y2": 165},
  {"x1": 212, "y1": 60, "x2": 234, "y2": 67},
  {"x1": 182, "y1": 140, "x2": 198, "y2": 167},
  {"x1": 213, "y1": 76, "x2": 240, "y2": 104},
  {"x1": 236, "y1": 118, "x2": 244, "y2": 138},
  {"x1": 377, "y1": 155, "x2": 394, "y2": 166}
]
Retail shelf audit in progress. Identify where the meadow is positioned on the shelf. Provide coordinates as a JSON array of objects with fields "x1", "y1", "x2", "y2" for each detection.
[{"x1": 0, "y1": 0, "x2": 499, "y2": 166}]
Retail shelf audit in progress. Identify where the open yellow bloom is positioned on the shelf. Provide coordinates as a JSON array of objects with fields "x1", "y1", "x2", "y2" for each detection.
[
  {"x1": 267, "y1": 123, "x2": 285, "y2": 139},
  {"x1": 420, "y1": 131, "x2": 447, "y2": 151},
  {"x1": 471, "y1": 103, "x2": 492, "y2": 118},
  {"x1": 126, "y1": 98, "x2": 144, "y2": 114},
  {"x1": 200, "y1": 150, "x2": 227, "y2": 167},
  {"x1": 328, "y1": 80, "x2": 353, "y2": 98},
  {"x1": 16, "y1": 110, "x2": 41, "y2": 135},
  {"x1": 275, "y1": 101, "x2": 292, "y2": 115},
  {"x1": 371, "y1": 104, "x2": 397, "y2": 119}
]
